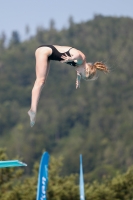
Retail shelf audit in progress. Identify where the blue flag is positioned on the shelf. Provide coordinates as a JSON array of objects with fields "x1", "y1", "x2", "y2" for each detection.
[
  {"x1": 79, "y1": 154, "x2": 85, "y2": 200},
  {"x1": 36, "y1": 152, "x2": 50, "y2": 200}
]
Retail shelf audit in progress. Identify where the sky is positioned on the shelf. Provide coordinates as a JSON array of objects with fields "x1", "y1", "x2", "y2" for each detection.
[{"x1": 0, "y1": 0, "x2": 133, "y2": 41}]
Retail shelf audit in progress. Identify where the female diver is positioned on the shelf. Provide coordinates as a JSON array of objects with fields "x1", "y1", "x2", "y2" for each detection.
[{"x1": 28, "y1": 44, "x2": 109, "y2": 127}]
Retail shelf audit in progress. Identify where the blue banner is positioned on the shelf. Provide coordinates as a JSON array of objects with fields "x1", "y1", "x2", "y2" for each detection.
[
  {"x1": 79, "y1": 154, "x2": 85, "y2": 200},
  {"x1": 36, "y1": 152, "x2": 50, "y2": 200}
]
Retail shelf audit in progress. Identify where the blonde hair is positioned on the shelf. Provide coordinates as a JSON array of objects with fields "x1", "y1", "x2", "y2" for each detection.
[{"x1": 85, "y1": 62, "x2": 109, "y2": 80}]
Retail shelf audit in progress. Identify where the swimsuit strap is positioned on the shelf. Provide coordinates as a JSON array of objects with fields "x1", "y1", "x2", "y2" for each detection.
[
  {"x1": 68, "y1": 47, "x2": 73, "y2": 51},
  {"x1": 65, "y1": 47, "x2": 73, "y2": 55}
]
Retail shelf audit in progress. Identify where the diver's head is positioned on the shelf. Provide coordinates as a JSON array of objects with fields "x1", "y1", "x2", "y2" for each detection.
[
  {"x1": 75, "y1": 61, "x2": 109, "y2": 89},
  {"x1": 77, "y1": 62, "x2": 109, "y2": 81}
]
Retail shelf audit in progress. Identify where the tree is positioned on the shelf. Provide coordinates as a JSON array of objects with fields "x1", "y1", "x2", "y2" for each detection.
[
  {"x1": 49, "y1": 19, "x2": 56, "y2": 30},
  {"x1": 9, "y1": 31, "x2": 20, "y2": 46},
  {"x1": 0, "y1": 32, "x2": 6, "y2": 51}
]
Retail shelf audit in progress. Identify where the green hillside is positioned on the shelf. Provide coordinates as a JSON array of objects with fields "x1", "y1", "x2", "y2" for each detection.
[{"x1": 0, "y1": 15, "x2": 133, "y2": 181}]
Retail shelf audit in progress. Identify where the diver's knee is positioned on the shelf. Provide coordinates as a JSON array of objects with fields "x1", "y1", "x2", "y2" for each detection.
[{"x1": 35, "y1": 77, "x2": 45, "y2": 87}]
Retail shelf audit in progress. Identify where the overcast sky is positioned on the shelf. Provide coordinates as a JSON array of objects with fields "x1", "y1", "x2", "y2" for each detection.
[{"x1": 0, "y1": 0, "x2": 133, "y2": 41}]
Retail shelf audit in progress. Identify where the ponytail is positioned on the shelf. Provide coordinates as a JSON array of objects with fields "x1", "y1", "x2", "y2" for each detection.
[{"x1": 93, "y1": 62, "x2": 109, "y2": 73}]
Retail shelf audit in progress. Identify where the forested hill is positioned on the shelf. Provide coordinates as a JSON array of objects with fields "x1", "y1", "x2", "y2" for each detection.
[{"x1": 0, "y1": 16, "x2": 133, "y2": 180}]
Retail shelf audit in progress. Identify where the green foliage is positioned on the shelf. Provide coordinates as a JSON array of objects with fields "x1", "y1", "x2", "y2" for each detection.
[
  {"x1": 9, "y1": 31, "x2": 21, "y2": 47},
  {"x1": 0, "y1": 16, "x2": 133, "y2": 183},
  {"x1": 1, "y1": 149, "x2": 133, "y2": 200},
  {"x1": 0, "y1": 148, "x2": 25, "y2": 200},
  {"x1": 0, "y1": 149, "x2": 79, "y2": 200}
]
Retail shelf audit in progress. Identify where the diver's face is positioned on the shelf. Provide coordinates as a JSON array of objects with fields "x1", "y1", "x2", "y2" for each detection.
[
  {"x1": 78, "y1": 65, "x2": 92, "y2": 80},
  {"x1": 78, "y1": 64, "x2": 94, "y2": 80},
  {"x1": 76, "y1": 65, "x2": 86, "y2": 78}
]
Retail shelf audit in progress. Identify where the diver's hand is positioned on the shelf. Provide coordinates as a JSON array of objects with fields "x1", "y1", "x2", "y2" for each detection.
[{"x1": 61, "y1": 53, "x2": 73, "y2": 63}]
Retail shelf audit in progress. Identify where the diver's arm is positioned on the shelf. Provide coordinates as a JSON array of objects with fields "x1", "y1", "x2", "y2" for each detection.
[
  {"x1": 61, "y1": 50, "x2": 85, "y2": 64},
  {"x1": 76, "y1": 71, "x2": 81, "y2": 89}
]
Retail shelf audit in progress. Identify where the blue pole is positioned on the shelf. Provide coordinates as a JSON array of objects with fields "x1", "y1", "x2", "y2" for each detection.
[
  {"x1": 36, "y1": 152, "x2": 50, "y2": 200},
  {"x1": 79, "y1": 154, "x2": 85, "y2": 200}
]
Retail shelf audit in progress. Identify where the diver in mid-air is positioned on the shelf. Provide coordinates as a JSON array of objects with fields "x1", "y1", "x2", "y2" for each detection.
[{"x1": 28, "y1": 44, "x2": 109, "y2": 127}]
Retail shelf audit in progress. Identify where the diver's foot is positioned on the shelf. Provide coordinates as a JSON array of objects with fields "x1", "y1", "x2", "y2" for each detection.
[{"x1": 28, "y1": 110, "x2": 36, "y2": 127}]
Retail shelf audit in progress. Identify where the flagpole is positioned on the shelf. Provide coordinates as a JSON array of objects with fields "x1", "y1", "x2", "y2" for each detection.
[{"x1": 79, "y1": 154, "x2": 85, "y2": 200}]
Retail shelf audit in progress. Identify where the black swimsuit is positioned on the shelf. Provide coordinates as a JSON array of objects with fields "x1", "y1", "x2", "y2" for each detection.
[{"x1": 38, "y1": 44, "x2": 77, "y2": 67}]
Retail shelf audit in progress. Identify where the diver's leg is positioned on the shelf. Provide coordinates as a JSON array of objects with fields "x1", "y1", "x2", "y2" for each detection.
[{"x1": 28, "y1": 49, "x2": 50, "y2": 127}]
